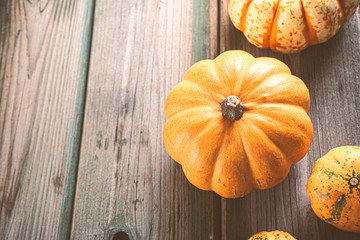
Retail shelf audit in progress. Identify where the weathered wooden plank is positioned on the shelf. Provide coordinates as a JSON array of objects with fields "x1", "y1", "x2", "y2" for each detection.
[
  {"x1": 220, "y1": 1, "x2": 360, "y2": 240},
  {"x1": 71, "y1": 0, "x2": 219, "y2": 239},
  {"x1": 0, "y1": 0, "x2": 93, "y2": 239}
]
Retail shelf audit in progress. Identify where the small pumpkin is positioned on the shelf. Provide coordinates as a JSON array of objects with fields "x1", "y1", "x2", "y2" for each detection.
[
  {"x1": 228, "y1": 0, "x2": 360, "y2": 53},
  {"x1": 249, "y1": 230, "x2": 296, "y2": 240},
  {"x1": 306, "y1": 146, "x2": 360, "y2": 232},
  {"x1": 163, "y1": 50, "x2": 313, "y2": 198}
]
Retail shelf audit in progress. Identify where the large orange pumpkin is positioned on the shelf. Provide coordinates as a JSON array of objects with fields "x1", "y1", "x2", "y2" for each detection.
[
  {"x1": 249, "y1": 230, "x2": 296, "y2": 240},
  {"x1": 228, "y1": 0, "x2": 360, "y2": 53},
  {"x1": 163, "y1": 50, "x2": 313, "y2": 198},
  {"x1": 306, "y1": 146, "x2": 360, "y2": 232}
]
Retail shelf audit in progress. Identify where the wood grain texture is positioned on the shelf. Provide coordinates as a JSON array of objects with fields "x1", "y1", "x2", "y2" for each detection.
[
  {"x1": 71, "y1": 0, "x2": 220, "y2": 239},
  {"x1": 220, "y1": 1, "x2": 360, "y2": 239},
  {"x1": 0, "y1": 0, "x2": 93, "y2": 239},
  {"x1": 1, "y1": 0, "x2": 359, "y2": 239}
]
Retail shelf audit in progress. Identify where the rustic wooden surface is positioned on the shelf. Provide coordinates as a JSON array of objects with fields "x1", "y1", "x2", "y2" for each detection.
[
  {"x1": 71, "y1": 1, "x2": 221, "y2": 239},
  {"x1": 0, "y1": 0, "x2": 93, "y2": 239},
  {"x1": 0, "y1": 0, "x2": 359, "y2": 239}
]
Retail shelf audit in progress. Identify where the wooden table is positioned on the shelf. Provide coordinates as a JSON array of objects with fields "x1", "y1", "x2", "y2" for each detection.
[{"x1": 1, "y1": 1, "x2": 359, "y2": 239}]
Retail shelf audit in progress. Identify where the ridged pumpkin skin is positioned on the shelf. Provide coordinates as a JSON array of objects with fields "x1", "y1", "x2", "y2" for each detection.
[
  {"x1": 163, "y1": 50, "x2": 313, "y2": 198},
  {"x1": 228, "y1": 0, "x2": 360, "y2": 53},
  {"x1": 249, "y1": 230, "x2": 296, "y2": 240},
  {"x1": 306, "y1": 146, "x2": 360, "y2": 232}
]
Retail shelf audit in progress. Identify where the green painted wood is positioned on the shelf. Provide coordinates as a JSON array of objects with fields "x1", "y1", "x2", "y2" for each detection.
[
  {"x1": 219, "y1": 1, "x2": 360, "y2": 239},
  {"x1": 191, "y1": 1, "x2": 221, "y2": 240},
  {"x1": 0, "y1": 0, "x2": 94, "y2": 239},
  {"x1": 71, "y1": 0, "x2": 220, "y2": 239}
]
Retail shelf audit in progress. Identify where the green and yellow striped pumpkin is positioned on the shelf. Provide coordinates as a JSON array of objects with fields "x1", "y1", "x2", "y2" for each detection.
[{"x1": 306, "y1": 146, "x2": 360, "y2": 232}]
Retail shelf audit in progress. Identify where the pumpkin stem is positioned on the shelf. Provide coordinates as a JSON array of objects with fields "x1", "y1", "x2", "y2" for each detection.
[
  {"x1": 349, "y1": 177, "x2": 359, "y2": 187},
  {"x1": 220, "y1": 95, "x2": 245, "y2": 121}
]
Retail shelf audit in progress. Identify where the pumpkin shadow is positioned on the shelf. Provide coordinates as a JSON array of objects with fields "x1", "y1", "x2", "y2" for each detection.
[{"x1": 296, "y1": 24, "x2": 355, "y2": 90}]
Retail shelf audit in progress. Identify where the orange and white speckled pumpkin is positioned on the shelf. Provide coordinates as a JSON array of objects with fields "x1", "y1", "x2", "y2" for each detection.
[
  {"x1": 228, "y1": 0, "x2": 360, "y2": 53},
  {"x1": 306, "y1": 146, "x2": 360, "y2": 232},
  {"x1": 249, "y1": 230, "x2": 296, "y2": 240}
]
